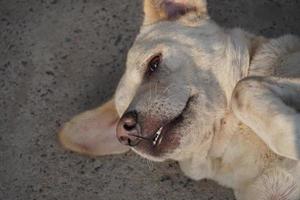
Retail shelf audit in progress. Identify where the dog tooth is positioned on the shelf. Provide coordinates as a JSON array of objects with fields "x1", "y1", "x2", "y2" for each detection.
[
  {"x1": 156, "y1": 127, "x2": 163, "y2": 136},
  {"x1": 157, "y1": 135, "x2": 163, "y2": 146},
  {"x1": 153, "y1": 127, "x2": 163, "y2": 145},
  {"x1": 153, "y1": 134, "x2": 159, "y2": 145}
]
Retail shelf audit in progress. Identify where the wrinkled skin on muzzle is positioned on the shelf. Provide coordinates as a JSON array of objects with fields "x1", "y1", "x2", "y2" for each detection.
[
  {"x1": 125, "y1": 78, "x2": 190, "y2": 154},
  {"x1": 128, "y1": 81, "x2": 190, "y2": 130}
]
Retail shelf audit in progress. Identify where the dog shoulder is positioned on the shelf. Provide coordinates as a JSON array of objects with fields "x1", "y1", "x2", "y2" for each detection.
[{"x1": 250, "y1": 34, "x2": 300, "y2": 77}]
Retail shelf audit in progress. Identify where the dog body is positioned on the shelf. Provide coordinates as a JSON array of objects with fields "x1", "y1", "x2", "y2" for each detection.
[
  {"x1": 60, "y1": 1, "x2": 300, "y2": 199},
  {"x1": 181, "y1": 111, "x2": 300, "y2": 199}
]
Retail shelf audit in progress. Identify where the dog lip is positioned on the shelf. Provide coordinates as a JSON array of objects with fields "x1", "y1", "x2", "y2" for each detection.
[
  {"x1": 131, "y1": 96, "x2": 193, "y2": 157},
  {"x1": 149, "y1": 96, "x2": 193, "y2": 148}
]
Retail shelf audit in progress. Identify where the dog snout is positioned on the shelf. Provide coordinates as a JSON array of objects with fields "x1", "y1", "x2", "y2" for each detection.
[{"x1": 116, "y1": 111, "x2": 141, "y2": 146}]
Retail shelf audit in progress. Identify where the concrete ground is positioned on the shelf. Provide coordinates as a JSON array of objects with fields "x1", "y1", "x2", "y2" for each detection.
[{"x1": 1, "y1": 0, "x2": 299, "y2": 199}]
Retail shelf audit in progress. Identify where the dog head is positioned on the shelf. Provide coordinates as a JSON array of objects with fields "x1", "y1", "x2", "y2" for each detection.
[
  {"x1": 114, "y1": 0, "x2": 253, "y2": 161},
  {"x1": 59, "y1": 0, "x2": 252, "y2": 161}
]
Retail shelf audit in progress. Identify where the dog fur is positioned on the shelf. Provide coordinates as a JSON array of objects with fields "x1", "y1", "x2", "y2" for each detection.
[{"x1": 59, "y1": 0, "x2": 300, "y2": 199}]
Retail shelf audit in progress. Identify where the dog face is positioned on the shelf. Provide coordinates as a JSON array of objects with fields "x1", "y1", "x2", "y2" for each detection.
[
  {"x1": 114, "y1": 2, "x2": 234, "y2": 161},
  {"x1": 59, "y1": 0, "x2": 251, "y2": 161}
]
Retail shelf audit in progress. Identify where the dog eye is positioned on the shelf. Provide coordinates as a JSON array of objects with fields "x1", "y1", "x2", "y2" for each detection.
[{"x1": 147, "y1": 54, "x2": 162, "y2": 75}]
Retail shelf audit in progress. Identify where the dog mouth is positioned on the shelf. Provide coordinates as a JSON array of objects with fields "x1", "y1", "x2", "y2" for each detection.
[
  {"x1": 131, "y1": 97, "x2": 192, "y2": 157},
  {"x1": 150, "y1": 112, "x2": 184, "y2": 147},
  {"x1": 129, "y1": 111, "x2": 184, "y2": 147}
]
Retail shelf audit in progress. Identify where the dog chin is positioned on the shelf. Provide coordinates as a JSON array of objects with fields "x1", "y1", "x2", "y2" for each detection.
[
  {"x1": 131, "y1": 107, "x2": 193, "y2": 161},
  {"x1": 131, "y1": 148, "x2": 168, "y2": 162}
]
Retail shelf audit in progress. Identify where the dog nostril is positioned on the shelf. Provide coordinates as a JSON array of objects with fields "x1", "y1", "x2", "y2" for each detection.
[
  {"x1": 119, "y1": 136, "x2": 131, "y2": 144},
  {"x1": 123, "y1": 123, "x2": 136, "y2": 131},
  {"x1": 117, "y1": 111, "x2": 140, "y2": 146},
  {"x1": 119, "y1": 136, "x2": 138, "y2": 147},
  {"x1": 122, "y1": 111, "x2": 138, "y2": 132}
]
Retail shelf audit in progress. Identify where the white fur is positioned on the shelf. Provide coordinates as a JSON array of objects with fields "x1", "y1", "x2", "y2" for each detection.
[
  {"x1": 114, "y1": 1, "x2": 300, "y2": 199},
  {"x1": 61, "y1": 1, "x2": 300, "y2": 199}
]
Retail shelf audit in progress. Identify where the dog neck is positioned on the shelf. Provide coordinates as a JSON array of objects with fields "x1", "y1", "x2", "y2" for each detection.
[
  {"x1": 214, "y1": 29, "x2": 253, "y2": 105},
  {"x1": 208, "y1": 112, "x2": 239, "y2": 158},
  {"x1": 205, "y1": 30, "x2": 267, "y2": 159}
]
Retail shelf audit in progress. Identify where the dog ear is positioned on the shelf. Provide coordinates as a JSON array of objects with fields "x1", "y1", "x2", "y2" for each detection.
[
  {"x1": 143, "y1": 0, "x2": 208, "y2": 25},
  {"x1": 59, "y1": 99, "x2": 130, "y2": 156}
]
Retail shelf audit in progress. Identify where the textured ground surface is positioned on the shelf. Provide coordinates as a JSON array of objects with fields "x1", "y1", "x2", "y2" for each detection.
[{"x1": 1, "y1": 0, "x2": 300, "y2": 199}]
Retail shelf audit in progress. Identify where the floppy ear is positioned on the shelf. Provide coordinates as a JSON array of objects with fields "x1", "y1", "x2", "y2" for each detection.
[
  {"x1": 231, "y1": 77, "x2": 300, "y2": 160},
  {"x1": 59, "y1": 99, "x2": 130, "y2": 156},
  {"x1": 143, "y1": 0, "x2": 208, "y2": 25}
]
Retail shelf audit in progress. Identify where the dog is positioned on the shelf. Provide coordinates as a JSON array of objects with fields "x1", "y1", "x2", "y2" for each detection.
[{"x1": 59, "y1": 0, "x2": 300, "y2": 199}]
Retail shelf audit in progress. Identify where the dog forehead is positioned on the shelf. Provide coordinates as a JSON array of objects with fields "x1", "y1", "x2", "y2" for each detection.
[
  {"x1": 131, "y1": 20, "x2": 221, "y2": 52},
  {"x1": 126, "y1": 22, "x2": 195, "y2": 61},
  {"x1": 137, "y1": 21, "x2": 195, "y2": 42},
  {"x1": 125, "y1": 25, "x2": 175, "y2": 68},
  {"x1": 125, "y1": 20, "x2": 224, "y2": 72}
]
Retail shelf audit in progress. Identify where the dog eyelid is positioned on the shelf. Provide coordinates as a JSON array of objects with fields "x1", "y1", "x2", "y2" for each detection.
[{"x1": 146, "y1": 53, "x2": 162, "y2": 76}]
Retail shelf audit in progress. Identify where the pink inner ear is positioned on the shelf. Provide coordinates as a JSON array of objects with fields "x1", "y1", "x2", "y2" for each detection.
[{"x1": 163, "y1": 0, "x2": 196, "y2": 19}]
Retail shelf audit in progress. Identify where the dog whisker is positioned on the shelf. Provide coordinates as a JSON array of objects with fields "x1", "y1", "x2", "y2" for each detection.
[
  {"x1": 162, "y1": 83, "x2": 172, "y2": 95},
  {"x1": 128, "y1": 134, "x2": 153, "y2": 142}
]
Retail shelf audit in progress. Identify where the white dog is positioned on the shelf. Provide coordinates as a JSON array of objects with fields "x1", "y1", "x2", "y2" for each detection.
[{"x1": 59, "y1": 0, "x2": 300, "y2": 199}]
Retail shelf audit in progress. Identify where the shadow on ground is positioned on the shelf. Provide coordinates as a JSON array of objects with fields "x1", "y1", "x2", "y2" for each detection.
[{"x1": 1, "y1": 0, "x2": 299, "y2": 199}]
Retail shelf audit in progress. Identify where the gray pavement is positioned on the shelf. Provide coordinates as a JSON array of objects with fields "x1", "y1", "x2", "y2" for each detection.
[{"x1": 1, "y1": 0, "x2": 299, "y2": 199}]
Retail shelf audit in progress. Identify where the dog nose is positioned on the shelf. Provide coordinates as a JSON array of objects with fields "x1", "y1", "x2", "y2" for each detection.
[{"x1": 116, "y1": 111, "x2": 141, "y2": 146}]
